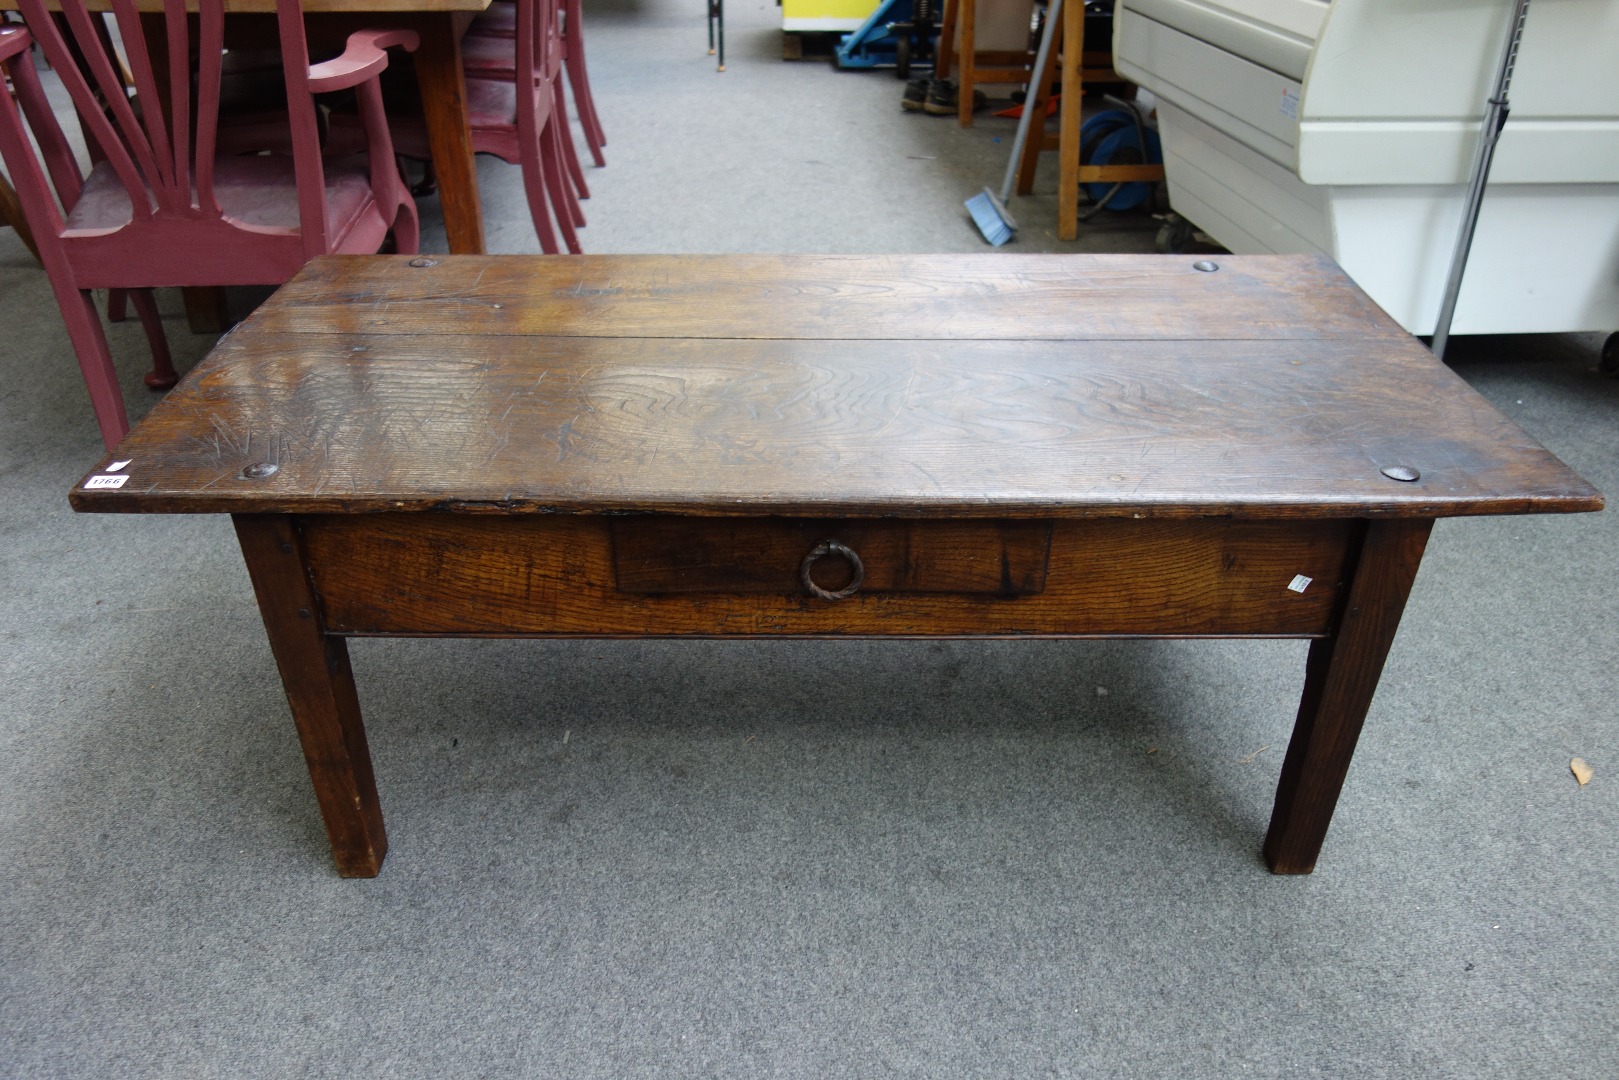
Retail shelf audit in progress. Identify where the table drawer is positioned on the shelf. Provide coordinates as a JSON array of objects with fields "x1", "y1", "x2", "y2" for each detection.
[
  {"x1": 611, "y1": 518, "x2": 1051, "y2": 598},
  {"x1": 302, "y1": 514, "x2": 1355, "y2": 638}
]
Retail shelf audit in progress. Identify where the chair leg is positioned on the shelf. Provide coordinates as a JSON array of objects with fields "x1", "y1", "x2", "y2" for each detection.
[
  {"x1": 517, "y1": 126, "x2": 562, "y2": 255},
  {"x1": 521, "y1": 170, "x2": 562, "y2": 255},
  {"x1": 562, "y1": 27, "x2": 605, "y2": 164},
  {"x1": 540, "y1": 119, "x2": 582, "y2": 254},
  {"x1": 408, "y1": 157, "x2": 438, "y2": 198},
  {"x1": 127, "y1": 289, "x2": 177, "y2": 390},
  {"x1": 552, "y1": 79, "x2": 589, "y2": 210},
  {"x1": 50, "y1": 283, "x2": 129, "y2": 450},
  {"x1": 391, "y1": 188, "x2": 421, "y2": 255},
  {"x1": 107, "y1": 288, "x2": 127, "y2": 322},
  {"x1": 567, "y1": 75, "x2": 605, "y2": 167}
]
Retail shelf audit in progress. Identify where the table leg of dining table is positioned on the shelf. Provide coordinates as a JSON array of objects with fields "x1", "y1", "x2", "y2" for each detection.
[
  {"x1": 234, "y1": 514, "x2": 387, "y2": 878},
  {"x1": 1263, "y1": 518, "x2": 1434, "y2": 874},
  {"x1": 408, "y1": 12, "x2": 485, "y2": 256}
]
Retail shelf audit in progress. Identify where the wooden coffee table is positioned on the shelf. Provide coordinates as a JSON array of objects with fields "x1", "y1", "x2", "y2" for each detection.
[{"x1": 71, "y1": 254, "x2": 1602, "y2": 877}]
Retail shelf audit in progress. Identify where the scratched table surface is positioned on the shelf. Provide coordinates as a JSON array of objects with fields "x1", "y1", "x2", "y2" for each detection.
[{"x1": 70, "y1": 253, "x2": 1602, "y2": 520}]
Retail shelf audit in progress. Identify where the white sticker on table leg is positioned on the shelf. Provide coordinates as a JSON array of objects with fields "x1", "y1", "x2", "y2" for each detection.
[
  {"x1": 1287, "y1": 574, "x2": 1312, "y2": 593},
  {"x1": 84, "y1": 474, "x2": 130, "y2": 489},
  {"x1": 107, "y1": 460, "x2": 132, "y2": 472}
]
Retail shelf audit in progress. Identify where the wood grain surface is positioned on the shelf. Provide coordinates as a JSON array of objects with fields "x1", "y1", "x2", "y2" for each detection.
[
  {"x1": 243, "y1": 254, "x2": 1409, "y2": 341},
  {"x1": 300, "y1": 514, "x2": 1354, "y2": 638},
  {"x1": 73, "y1": 320, "x2": 1601, "y2": 518}
]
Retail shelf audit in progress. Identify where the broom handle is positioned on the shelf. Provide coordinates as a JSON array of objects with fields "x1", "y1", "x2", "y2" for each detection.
[
  {"x1": 999, "y1": 0, "x2": 1062, "y2": 204},
  {"x1": 1431, "y1": 0, "x2": 1530, "y2": 359}
]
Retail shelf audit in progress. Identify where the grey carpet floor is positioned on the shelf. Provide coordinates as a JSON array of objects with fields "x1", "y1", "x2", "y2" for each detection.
[{"x1": 2, "y1": 1, "x2": 1616, "y2": 1077}]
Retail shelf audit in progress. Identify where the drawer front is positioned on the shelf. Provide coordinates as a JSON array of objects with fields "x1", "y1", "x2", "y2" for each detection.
[
  {"x1": 303, "y1": 514, "x2": 1354, "y2": 638},
  {"x1": 612, "y1": 519, "x2": 1052, "y2": 597}
]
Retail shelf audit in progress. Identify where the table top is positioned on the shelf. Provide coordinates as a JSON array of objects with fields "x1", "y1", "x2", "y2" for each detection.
[{"x1": 71, "y1": 254, "x2": 1603, "y2": 521}]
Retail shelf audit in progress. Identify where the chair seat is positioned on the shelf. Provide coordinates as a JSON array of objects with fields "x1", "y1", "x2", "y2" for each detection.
[
  {"x1": 466, "y1": 75, "x2": 521, "y2": 130},
  {"x1": 66, "y1": 153, "x2": 378, "y2": 242},
  {"x1": 366, "y1": 76, "x2": 523, "y2": 160},
  {"x1": 460, "y1": 32, "x2": 516, "y2": 74}
]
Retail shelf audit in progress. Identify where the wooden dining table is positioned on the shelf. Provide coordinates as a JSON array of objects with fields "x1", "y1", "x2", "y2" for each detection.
[{"x1": 1, "y1": 0, "x2": 495, "y2": 256}]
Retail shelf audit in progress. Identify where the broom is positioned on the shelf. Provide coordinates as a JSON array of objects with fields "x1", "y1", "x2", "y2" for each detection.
[
  {"x1": 1430, "y1": 0, "x2": 1530, "y2": 358},
  {"x1": 965, "y1": 0, "x2": 1063, "y2": 245}
]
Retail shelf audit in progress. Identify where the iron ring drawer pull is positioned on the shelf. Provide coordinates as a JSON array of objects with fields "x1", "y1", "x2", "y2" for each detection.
[{"x1": 800, "y1": 540, "x2": 865, "y2": 601}]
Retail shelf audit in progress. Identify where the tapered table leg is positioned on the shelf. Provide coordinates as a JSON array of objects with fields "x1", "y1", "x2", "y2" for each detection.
[
  {"x1": 234, "y1": 514, "x2": 387, "y2": 877},
  {"x1": 1264, "y1": 518, "x2": 1434, "y2": 873},
  {"x1": 410, "y1": 12, "x2": 485, "y2": 255}
]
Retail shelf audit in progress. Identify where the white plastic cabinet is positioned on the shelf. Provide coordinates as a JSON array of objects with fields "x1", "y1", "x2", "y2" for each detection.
[{"x1": 1113, "y1": 0, "x2": 1619, "y2": 337}]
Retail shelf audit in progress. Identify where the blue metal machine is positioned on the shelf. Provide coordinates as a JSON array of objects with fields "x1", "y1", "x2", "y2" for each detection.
[{"x1": 834, "y1": 0, "x2": 936, "y2": 76}]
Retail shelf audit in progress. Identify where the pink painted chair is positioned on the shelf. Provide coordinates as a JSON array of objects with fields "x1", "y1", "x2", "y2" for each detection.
[
  {"x1": 465, "y1": 0, "x2": 606, "y2": 169},
  {"x1": 0, "y1": 0, "x2": 420, "y2": 451},
  {"x1": 459, "y1": 7, "x2": 591, "y2": 212}
]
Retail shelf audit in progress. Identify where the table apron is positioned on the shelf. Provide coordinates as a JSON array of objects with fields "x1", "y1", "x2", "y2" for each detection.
[{"x1": 289, "y1": 513, "x2": 1358, "y2": 638}]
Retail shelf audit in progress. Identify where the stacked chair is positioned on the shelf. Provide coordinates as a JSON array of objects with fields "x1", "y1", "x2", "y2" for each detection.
[
  {"x1": 458, "y1": 0, "x2": 589, "y2": 253},
  {"x1": 356, "y1": 0, "x2": 603, "y2": 254},
  {"x1": 0, "y1": 0, "x2": 420, "y2": 450},
  {"x1": 462, "y1": 0, "x2": 606, "y2": 169}
]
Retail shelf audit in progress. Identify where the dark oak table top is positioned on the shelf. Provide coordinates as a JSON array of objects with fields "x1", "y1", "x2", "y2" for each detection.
[{"x1": 72, "y1": 253, "x2": 1601, "y2": 521}]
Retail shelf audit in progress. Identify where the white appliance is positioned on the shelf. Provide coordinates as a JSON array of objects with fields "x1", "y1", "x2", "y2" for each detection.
[{"x1": 1111, "y1": 0, "x2": 1619, "y2": 337}]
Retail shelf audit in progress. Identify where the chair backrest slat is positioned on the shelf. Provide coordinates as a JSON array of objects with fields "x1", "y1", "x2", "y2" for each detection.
[
  {"x1": 194, "y1": 0, "x2": 225, "y2": 216},
  {"x1": 514, "y1": 0, "x2": 560, "y2": 147},
  {"x1": 517, "y1": 0, "x2": 535, "y2": 85},
  {"x1": 273, "y1": 0, "x2": 327, "y2": 254},
  {"x1": 107, "y1": 0, "x2": 177, "y2": 199},
  {"x1": 161, "y1": 0, "x2": 193, "y2": 205}
]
